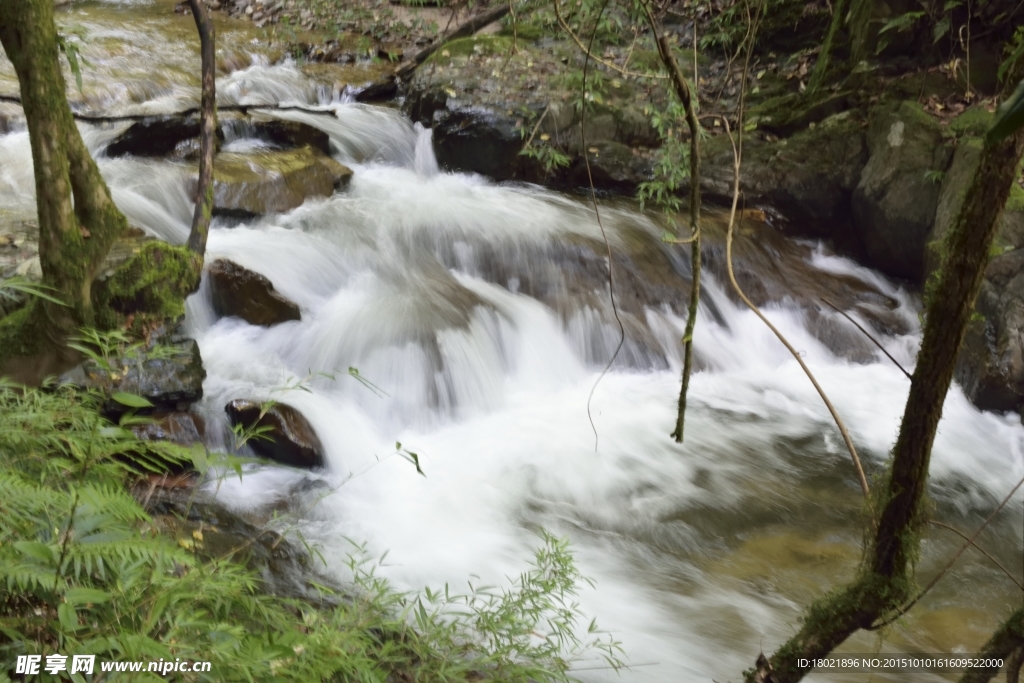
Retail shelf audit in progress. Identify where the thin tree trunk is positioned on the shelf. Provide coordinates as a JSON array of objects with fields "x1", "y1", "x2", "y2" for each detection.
[
  {"x1": 747, "y1": 103, "x2": 1024, "y2": 683},
  {"x1": 0, "y1": 0, "x2": 128, "y2": 362},
  {"x1": 643, "y1": 16, "x2": 703, "y2": 443},
  {"x1": 186, "y1": 0, "x2": 216, "y2": 256}
]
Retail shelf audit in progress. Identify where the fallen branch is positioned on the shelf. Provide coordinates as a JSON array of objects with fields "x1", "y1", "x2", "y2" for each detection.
[
  {"x1": 396, "y1": 4, "x2": 511, "y2": 79},
  {"x1": 0, "y1": 95, "x2": 339, "y2": 122}
]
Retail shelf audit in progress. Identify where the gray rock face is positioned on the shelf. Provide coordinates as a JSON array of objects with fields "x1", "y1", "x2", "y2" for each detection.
[
  {"x1": 106, "y1": 116, "x2": 203, "y2": 157},
  {"x1": 60, "y1": 338, "x2": 206, "y2": 414},
  {"x1": 430, "y1": 107, "x2": 527, "y2": 181},
  {"x1": 208, "y1": 258, "x2": 301, "y2": 326},
  {"x1": 225, "y1": 400, "x2": 325, "y2": 469},
  {"x1": 851, "y1": 101, "x2": 952, "y2": 280}
]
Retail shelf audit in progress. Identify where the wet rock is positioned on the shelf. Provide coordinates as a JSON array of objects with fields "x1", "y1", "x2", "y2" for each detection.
[
  {"x1": 431, "y1": 107, "x2": 528, "y2": 181},
  {"x1": 955, "y1": 261, "x2": 1024, "y2": 413},
  {"x1": 565, "y1": 141, "x2": 651, "y2": 193},
  {"x1": 851, "y1": 101, "x2": 952, "y2": 280},
  {"x1": 700, "y1": 113, "x2": 869, "y2": 254},
  {"x1": 208, "y1": 258, "x2": 301, "y2": 326},
  {"x1": 145, "y1": 484, "x2": 340, "y2": 602},
  {"x1": 354, "y1": 76, "x2": 399, "y2": 102},
  {"x1": 130, "y1": 410, "x2": 206, "y2": 446},
  {"x1": 106, "y1": 116, "x2": 202, "y2": 157},
  {"x1": 60, "y1": 338, "x2": 206, "y2": 414},
  {"x1": 194, "y1": 146, "x2": 353, "y2": 216},
  {"x1": 249, "y1": 119, "x2": 331, "y2": 155},
  {"x1": 225, "y1": 400, "x2": 325, "y2": 469}
]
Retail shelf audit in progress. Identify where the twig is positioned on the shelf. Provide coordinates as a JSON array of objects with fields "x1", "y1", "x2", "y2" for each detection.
[
  {"x1": 718, "y1": 0, "x2": 873, "y2": 509},
  {"x1": 553, "y1": 0, "x2": 667, "y2": 80},
  {"x1": 870, "y1": 472, "x2": 1024, "y2": 629},
  {"x1": 928, "y1": 520, "x2": 1024, "y2": 592},
  {"x1": 522, "y1": 103, "x2": 550, "y2": 150},
  {"x1": 577, "y1": 0, "x2": 625, "y2": 452},
  {"x1": 820, "y1": 297, "x2": 912, "y2": 380}
]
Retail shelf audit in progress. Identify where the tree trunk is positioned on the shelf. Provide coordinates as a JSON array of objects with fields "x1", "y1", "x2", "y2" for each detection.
[
  {"x1": 747, "y1": 105, "x2": 1024, "y2": 683},
  {"x1": 186, "y1": 0, "x2": 216, "y2": 256},
  {"x1": 0, "y1": 0, "x2": 128, "y2": 369},
  {"x1": 959, "y1": 608, "x2": 1024, "y2": 683}
]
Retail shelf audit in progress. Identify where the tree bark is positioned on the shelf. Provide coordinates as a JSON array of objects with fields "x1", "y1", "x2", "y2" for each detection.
[
  {"x1": 0, "y1": 0, "x2": 128, "y2": 366},
  {"x1": 747, "y1": 100, "x2": 1024, "y2": 683},
  {"x1": 958, "y1": 608, "x2": 1024, "y2": 683},
  {"x1": 186, "y1": 0, "x2": 216, "y2": 257}
]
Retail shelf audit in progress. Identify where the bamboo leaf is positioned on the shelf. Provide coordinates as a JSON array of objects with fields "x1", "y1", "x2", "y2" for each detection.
[{"x1": 111, "y1": 392, "x2": 153, "y2": 408}]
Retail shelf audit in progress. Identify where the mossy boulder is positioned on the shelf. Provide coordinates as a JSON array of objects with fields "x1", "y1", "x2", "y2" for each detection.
[
  {"x1": 194, "y1": 147, "x2": 352, "y2": 217},
  {"x1": 851, "y1": 101, "x2": 953, "y2": 280},
  {"x1": 92, "y1": 239, "x2": 202, "y2": 333}
]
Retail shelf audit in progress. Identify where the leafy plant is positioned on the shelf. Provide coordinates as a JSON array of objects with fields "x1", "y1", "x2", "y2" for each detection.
[{"x1": 0, "y1": 382, "x2": 624, "y2": 681}]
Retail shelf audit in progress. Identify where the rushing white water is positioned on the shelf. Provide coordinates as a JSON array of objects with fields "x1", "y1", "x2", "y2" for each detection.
[{"x1": 2, "y1": 6, "x2": 1023, "y2": 681}]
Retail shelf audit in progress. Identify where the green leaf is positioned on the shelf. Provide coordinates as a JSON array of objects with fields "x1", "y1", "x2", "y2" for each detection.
[
  {"x1": 190, "y1": 443, "x2": 209, "y2": 474},
  {"x1": 986, "y1": 80, "x2": 1024, "y2": 146},
  {"x1": 15, "y1": 541, "x2": 56, "y2": 564},
  {"x1": 64, "y1": 587, "x2": 112, "y2": 605},
  {"x1": 0, "y1": 276, "x2": 66, "y2": 306},
  {"x1": 111, "y1": 391, "x2": 153, "y2": 408},
  {"x1": 58, "y1": 602, "x2": 81, "y2": 631}
]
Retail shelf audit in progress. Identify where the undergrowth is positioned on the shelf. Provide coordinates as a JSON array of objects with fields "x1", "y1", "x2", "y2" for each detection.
[{"x1": 0, "y1": 381, "x2": 623, "y2": 681}]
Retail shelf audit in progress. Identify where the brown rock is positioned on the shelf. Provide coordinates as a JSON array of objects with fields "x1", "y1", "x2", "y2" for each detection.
[
  {"x1": 208, "y1": 258, "x2": 301, "y2": 326},
  {"x1": 225, "y1": 400, "x2": 325, "y2": 469},
  {"x1": 250, "y1": 119, "x2": 331, "y2": 155}
]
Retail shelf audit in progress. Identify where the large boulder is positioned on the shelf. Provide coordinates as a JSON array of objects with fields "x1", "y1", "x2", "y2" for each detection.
[
  {"x1": 225, "y1": 400, "x2": 325, "y2": 469},
  {"x1": 208, "y1": 258, "x2": 301, "y2": 326},
  {"x1": 60, "y1": 338, "x2": 206, "y2": 414},
  {"x1": 430, "y1": 107, "x2": 527, "y2": 181},
  {"x1": 195, "y1": 146, "x2": 353, "y2": 217},
  {"x1": 851, "y1": 101, "x2": 953, "y2": 280}
]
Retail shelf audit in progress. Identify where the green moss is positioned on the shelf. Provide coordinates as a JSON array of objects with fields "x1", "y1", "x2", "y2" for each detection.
[
  {"x1": 949, "y1": 106, "x2": 994, "y2": 138},
  {"x1": 1007, "y1": 181, "x2": 1024, "y2": 213},
  {"x1": 896, "y1": 100, "x2": 939, "y2": 130},
  {"x1": 428, "y1": 35, "x2": 514, "y2": 60},
  {"x1": 0, "y1": 303, "x2": 40, "y2": 360},
  {"x1": 92, "y1": 241, "x2": 201, "y2": 332},
  {"x1": 499, "y1": 23, "x2": 544, "y2": 42}
]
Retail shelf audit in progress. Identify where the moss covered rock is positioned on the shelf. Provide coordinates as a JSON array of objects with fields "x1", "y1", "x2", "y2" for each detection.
[
  {"x1": 195, "y1": 146, "x2": 353, "y2": 217},
  {"x1": 851, "y1": 101, "x2": 953, "y2": 280}
]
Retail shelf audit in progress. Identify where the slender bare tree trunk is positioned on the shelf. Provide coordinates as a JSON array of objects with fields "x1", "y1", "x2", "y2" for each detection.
[{"x1": 186, "y1": 0, "x2": 216, "y2": 256}]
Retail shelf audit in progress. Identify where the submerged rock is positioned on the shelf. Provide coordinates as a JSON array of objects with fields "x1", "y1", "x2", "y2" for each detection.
[
  {"x1": 60, "y1": 338, "x2": 206, "y2": 414},
  {"x1": 225, "y1": 400, "x2": 325, "y2": 469},
  {"x1": 194, "y1": 146, "x2": 353, "y2": 217},
  {"x1": 208, "y1": 258, "x2": 301, "y2": 326}
]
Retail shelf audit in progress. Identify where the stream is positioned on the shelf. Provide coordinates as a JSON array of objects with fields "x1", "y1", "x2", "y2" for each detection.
[{"x1": 1, "y1": 2, "x2": 1023, "y2": 681}]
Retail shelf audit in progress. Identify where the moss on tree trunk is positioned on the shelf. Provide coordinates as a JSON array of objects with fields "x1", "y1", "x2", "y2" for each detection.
[{"x1": 0, "y1": 0, "x2": 129, "y2": 369}]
